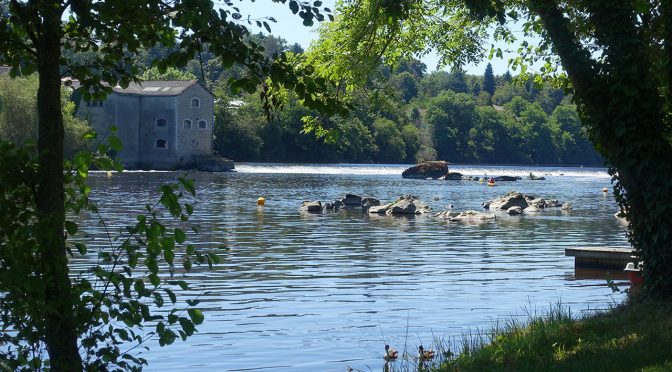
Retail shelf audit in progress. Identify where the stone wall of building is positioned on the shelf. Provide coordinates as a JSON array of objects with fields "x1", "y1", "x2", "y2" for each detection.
[{"x1": 175, "y1": 84, "x2": 214, "y2": 162}]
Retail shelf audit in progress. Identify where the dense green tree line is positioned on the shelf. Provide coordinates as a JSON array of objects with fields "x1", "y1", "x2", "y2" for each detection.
[{"x1": 202, "y1": 41, "x2": 601, "y2": 165}]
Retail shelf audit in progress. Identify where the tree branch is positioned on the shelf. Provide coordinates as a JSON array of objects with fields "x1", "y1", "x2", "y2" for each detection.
[{"x1": 527, "y1": 0, "x2": 598, "y2": 96}]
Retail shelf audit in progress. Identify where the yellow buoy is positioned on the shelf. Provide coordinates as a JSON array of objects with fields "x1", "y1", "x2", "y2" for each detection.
[{"x1": 257, "y1": 197, "x2": 266, "y2": 206}]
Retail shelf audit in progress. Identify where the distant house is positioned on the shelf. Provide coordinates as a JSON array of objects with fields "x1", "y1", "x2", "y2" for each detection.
[{"x1": 77, "y1": 80, "x2": 224, "y2": 170}]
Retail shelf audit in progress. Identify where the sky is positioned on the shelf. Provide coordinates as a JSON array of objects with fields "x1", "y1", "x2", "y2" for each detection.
[{"x1": 228, "y1": 0, "x2": 516, "y2": 76}]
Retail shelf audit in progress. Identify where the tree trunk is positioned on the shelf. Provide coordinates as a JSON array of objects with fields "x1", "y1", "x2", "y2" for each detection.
[
  {"x1": 530, "y1": 0, "x2": 672, "y2": 299},
  {"x1": 35, "y1": 4, "x2": 83, "y2": 369}
]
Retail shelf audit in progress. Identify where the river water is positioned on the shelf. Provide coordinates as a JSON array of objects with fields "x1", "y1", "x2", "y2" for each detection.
[{"x1": 78, "y1": 163, "x2": 628, "y2": 371}]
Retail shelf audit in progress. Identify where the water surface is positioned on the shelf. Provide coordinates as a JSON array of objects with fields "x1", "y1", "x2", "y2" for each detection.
[{"x1": 79, "y1": 163, "x2": 628, "y2": 371}]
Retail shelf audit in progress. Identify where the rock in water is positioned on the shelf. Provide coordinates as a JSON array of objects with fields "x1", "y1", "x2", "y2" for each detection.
[
  {"x1": 342, "y1": 194, "x2": 362, "y2": 206},
  {"x1": 494, "y1": 175, "x2": 518, "y2": 182},
  {"x1": 434, "y1": 210, "x2": 496, "y2": 222},
  {"x1": 485, "y1": 191, "x2": 529, "y2": 210},
  {"x1": 361, "y1": 197, "x2": 381, "y2": 210},
  {"x1": 299, "y1": 201, "x2": 322, "y2": 213},
  {"x1": 386, "y1": 195, "x2": 432, "y2": 215},
  {"x1": 369, "y1": 204, "x2": 392, "y2": 214},
  {"x1": 401, "y1": 161, "x2": 449, "y2": 179},
  {"x1": 507, "y1": 206, "x2": 524, "y2": 215},
  {"x1": 444, "y1": 172, "x2": 462, "y2": 180}
]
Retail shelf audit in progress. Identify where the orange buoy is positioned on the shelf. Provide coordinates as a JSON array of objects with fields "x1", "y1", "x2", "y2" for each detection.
[{"x1": 257, "y1": 197, "x2": 266, "y2": 206}]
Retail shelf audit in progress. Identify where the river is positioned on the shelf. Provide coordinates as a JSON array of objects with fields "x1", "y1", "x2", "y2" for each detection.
[{"x1": 77, "y1": 163, "x2": 628, "y2": 371}]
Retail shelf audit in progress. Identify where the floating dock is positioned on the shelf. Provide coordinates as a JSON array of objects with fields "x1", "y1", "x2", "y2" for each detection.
[{"x1": 565, "y1": 247, "x2": 634, "y2": 270}]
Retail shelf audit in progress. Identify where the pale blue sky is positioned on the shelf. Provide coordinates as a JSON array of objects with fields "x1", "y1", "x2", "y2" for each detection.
[{"x1": 229, "y1": 0, "x2": 516, "y2": 76}]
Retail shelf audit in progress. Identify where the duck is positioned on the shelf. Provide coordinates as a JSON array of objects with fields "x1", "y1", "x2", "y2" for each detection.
[
  {"x1": 418, "y1": 345, "x2": 435, "y2": 360},
  {"x1": 384, "y1": 344, "x2": 398, "y2": 361}
]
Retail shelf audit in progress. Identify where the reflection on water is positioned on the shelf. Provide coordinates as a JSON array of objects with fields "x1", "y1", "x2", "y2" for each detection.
[{"x1": 77, "y1": 164, "x2": 627, "y2": 371}]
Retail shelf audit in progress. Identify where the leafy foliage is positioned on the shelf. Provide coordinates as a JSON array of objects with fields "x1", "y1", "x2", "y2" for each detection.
[
  {"x1": 0, "y1": 0, "x2": 337, "y2": 369},
  {"x1": 0, "y1": 138, "x2": 216, "y2": 369},
  {"x1": 0, "y1": 74, "x2": 91, "y2": 158}
]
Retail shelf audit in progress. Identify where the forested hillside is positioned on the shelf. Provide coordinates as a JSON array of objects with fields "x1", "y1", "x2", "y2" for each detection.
[{"x1": 202, "y1": 34, "x2": 602, "y2": 165}]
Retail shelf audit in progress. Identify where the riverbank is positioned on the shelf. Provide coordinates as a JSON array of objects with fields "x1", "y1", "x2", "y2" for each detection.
[{"x1": 437, "y1": 299, "x2": 672, "y2": 371}]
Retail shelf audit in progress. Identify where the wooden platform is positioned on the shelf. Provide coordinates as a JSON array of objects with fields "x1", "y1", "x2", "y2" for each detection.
[{"x1": 565, "y1": 247, "x2": 634, "y2": 270}]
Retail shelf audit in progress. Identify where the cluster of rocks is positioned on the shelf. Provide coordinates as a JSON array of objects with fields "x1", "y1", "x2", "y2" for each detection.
[
  {"x1": 482, "y1": 191, "x2": 571, "y2": 215},
  {"x1": 299, "y1": 194, "x2": 432, "y2": 215},
  {"x1": 401, "y1": 161, "x2": 523, "y2": 181},
  {"x1": 368, "y1": 195, "x2": 432, "y2": 215},
  {"x1": 299, "y1": 194, "x2": 381, "y2": 213},
  {"x1": 300, "y1": 190, "x2": 570, "y2": 220}
]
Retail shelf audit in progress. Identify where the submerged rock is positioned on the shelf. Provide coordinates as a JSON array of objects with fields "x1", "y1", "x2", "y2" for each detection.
[
  {"x1": 435, "y1": 210, "x2": 496, "y2": 222},
  {"x1": 401, "y1": 161, "x2": 449, "y2": 179}
]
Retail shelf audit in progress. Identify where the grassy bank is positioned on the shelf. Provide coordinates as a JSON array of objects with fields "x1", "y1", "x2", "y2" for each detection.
[{"x1": 437, "y1": 300, "x2": 672, "y2": 372}]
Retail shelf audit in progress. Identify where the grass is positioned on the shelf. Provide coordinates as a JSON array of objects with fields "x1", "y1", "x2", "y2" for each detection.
[{"x1": 436, "y1": 299, "x2": 672, "y2": 372}]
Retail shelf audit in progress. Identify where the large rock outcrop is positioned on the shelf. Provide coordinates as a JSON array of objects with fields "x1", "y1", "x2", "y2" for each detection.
[{"x1": 402, "y1": 161, "x2": 449, "y2": 179}]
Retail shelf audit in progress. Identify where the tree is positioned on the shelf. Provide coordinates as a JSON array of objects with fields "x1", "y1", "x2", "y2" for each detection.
[
  {"x1": 483, "y1": 62, "x2": 496, "y2": 96},
  {"x1": 141, "y1": 66, "x2": 197, "y2": 81},
  {"x1": 373, "y1": 117, "x2": 407, "y2": 162},
  {"x1": 308, "y1": 0, "x2": 672, "y2": 298},
  {"x1": 0, "y1": 0, "x2": 335, "y2": 368}
]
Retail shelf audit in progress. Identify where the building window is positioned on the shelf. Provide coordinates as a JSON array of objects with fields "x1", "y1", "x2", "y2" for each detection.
[
  {"x1": 156, "y1": 139, "x2": 167, "y2": 149},
  {"x1": 198, "y1": 120, "x2": 207, "y2": 129},
  {"x1": 156, "y1": 118, "x2": 167, "y2": 127},
  {"x1": 191, "y1": 98, "x2": 200, "y2": 107},
  {"x1": 183, "y1": 119, "x2": 192, "y2": 129}
]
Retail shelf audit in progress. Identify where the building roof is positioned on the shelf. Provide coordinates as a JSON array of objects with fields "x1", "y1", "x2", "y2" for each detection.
[{"x1": 112, "y1": 80, "x2": 213, "y2": 97}]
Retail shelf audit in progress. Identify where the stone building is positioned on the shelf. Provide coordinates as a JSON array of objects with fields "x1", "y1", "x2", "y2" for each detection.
[{"x1": 77, "y1": 80, "x2": 229, "y2": 170}]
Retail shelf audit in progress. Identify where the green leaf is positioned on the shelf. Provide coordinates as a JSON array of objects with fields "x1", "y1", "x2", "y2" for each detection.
[
  {"x1": 164, "y1": 288, "x2": 177, "y2": 304},
  {"x1": 108, "y1": 135, "x2": 123, "y2": 152},
  {"x1": 289, "y1": 1, "x2": 299, "y2": 14},
  {"x1": 65, "y1": 221, "x2": 78, "y2": 235},
  {"x1": 74, "y1": 242, "x2": 88, "y2": 255},
  {"x1": 174, "y1": 228, "x2": 186, "y2": 244},
  {"x1": 187, "y1": 308, "x2": 205, "y2": 325},
  {"x1": 178, "y1": 178, "x2": 196, "y2": 196}
]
